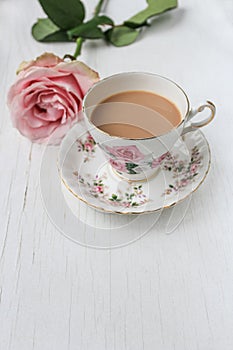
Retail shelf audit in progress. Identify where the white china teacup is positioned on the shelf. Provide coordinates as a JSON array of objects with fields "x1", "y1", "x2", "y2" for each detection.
[{"x1": 83, "y1": 72, "x2": 215, "y2": 181}]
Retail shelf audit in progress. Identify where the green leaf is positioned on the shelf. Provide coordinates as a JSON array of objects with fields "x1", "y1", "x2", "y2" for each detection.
[
  {"x1": 68, "y1": 16, "x2": 113, "y2": 39},
  {"x1": 32, "y1": 18, "x2": 70, "y2": 42},
  {"x1": 125, "y1": 0, "x2": 177, "y2": 28},
  {"x1": 94, "y1": 15, "x2": 114, "y2": 26},
  {"x1": 126, "y1": 163, "x2": 139, "y2": 170},
  {"x1": 128, "y1": 169, "x2": 137, "y2": 174},
  {"x1": 106, "y1": 26, "x2": 139, "y2": 47},
  {"x1": 42, "y1": 30, "x2": 70, "y2": 42},
  {"x1": 38, "y1": 0, "x2": 85, "y2": 30}
]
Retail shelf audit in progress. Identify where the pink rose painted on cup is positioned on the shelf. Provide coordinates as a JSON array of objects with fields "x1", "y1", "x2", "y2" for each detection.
[
  {"x1": 7, "y1": 53, "x2": 99, "y2": 144},
  {"x1": 151, "y1": 152, "x2": 169, "y2": 168},
  {"x1": 106, "y1": 145, "x2": 145, "y2": 162},
  {"x1": 109, "y1": 159, "x2": 127, "y2": 173},
  {"x1": 151, "y1": 158, "x2": 160, "y2": 169}
]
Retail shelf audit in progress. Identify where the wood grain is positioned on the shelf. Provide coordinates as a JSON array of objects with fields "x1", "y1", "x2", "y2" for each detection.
[{"x1": 1, "y1": 0, "x2": 233, "y2": 349}]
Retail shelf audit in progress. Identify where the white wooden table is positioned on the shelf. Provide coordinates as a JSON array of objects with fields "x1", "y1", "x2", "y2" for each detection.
[{"x1": 1, "y1": 0, "x2": 233, "y2": 349}]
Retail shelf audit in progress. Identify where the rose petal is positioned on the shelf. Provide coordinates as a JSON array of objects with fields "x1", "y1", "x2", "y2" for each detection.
[
  {"x1": 23, "y1": 85, "x2": 80, "y2": 117},
  {"x1": 17, "y1": 53, "x2": 63, "y2": 74},
  {"x1": 50, "y1": 74, "x2": 82, "y2": 96},
  {"x1": 19, "y1": 107, "x2": 50, "y2": 128},
  {"x1": 56, "y1": 60, "x2": 99, "y2": 94},
  {"x1": 33, "y1": 105, "x2": 64, "y2": 122},
  {"x1": 56, "y1": 60, "x2": 99, "y2": 81}
]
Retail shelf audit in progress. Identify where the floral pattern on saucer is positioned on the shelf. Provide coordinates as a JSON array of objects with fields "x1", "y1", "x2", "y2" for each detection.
[
  {"x1": 73, "y1": 145, "x2": 203, "y2": 201},
  {"x1": 76, "y1": 132, "x2": 96, "y2": 162},
  {"x1": 73, "y1": 171, "x2": 149, "y2": 208},
  {"x1": 162, "y1": 146, "x2": 203, "y2": 195},
  {"x1": 58, "y1": 120, "x2": 210, "y2": 214}
]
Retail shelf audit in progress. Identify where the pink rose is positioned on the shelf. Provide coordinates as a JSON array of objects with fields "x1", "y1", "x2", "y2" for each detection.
[
  {"x1": 109, "y1": 159, "x2": 127, "y2": 172},
  {"x1": 94, "y1": 186, "x2": 103, "y2": 193},
  {"x1": 106, "y1": 145, "x2": 144, "y2": 162},
  {"x1": 158, "y1": 152, "x2": 169, "y2": 162},
  {"x1": 123, "y1": 202, "x2": 131, "y2": 208},
  {"x1": 87, "y1": 133, "x2": 94, "y2": 141},
  {"x1": 7, "y1": 53, "x2": 99, "y2": 144},
  {"x1": 181, "y1": 179, "x2": 188, "y2": 187},
  {"x1": 151, "y1": 158, "x2": 160, "y2": 169},
  {"x1": 151, "y1": 152, "x2": 168, "y2": 168},
  {"x1": 84, "y1": 142, "x2": 93, "y2": 152},
  {"x1": 190, "y1": 164, "x2": 198, "y2": 173}
]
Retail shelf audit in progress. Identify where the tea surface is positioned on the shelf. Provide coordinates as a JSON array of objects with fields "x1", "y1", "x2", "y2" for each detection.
[{"x1": 91, "y1": 90, "x2": 182, "y2": 138}]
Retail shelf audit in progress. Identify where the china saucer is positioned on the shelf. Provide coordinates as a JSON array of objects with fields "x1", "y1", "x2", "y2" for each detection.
[{"x1": 58, "y1": 121, "x2": 211, "y2": 215}]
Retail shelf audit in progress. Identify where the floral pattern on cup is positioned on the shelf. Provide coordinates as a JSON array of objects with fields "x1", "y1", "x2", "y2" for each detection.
[
  {"x1": 106, "y1": 145, "x2": 145, "y2": 162},
  {"x1": 102, "y1": 144, "x2": 168, "y2": 175},
  {"x1": 73, "y1": 172, "x2": 149, "y2": 208},
  {"x1": 162, "y1": 146, "x2": 203, "y2": 195},
  {"x1": 150, "y1": 153, "x2": 168, "y2": 169},
  {"x1": 109, "y1": 159, "x2": 127, "y2": 173},
  {"x1": 76, "y1": 132, "x2": 96, "y2": 162}
]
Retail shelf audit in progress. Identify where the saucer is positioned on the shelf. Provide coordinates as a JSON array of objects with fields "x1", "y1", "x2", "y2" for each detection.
[{"x1": 58, "y1": 121, "x2": 211, "y2": 215}]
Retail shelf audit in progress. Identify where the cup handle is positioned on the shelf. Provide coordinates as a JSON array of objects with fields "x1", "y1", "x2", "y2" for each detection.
[{"x1": 182, "y1": 100, "x2": 216, "y2": 135}]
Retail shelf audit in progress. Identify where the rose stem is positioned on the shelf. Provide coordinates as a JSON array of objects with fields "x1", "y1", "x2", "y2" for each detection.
[
  {"x1": 73, "y1": 37, "x2": 84, "y2": 58},
  {"x1": 73, "y1": 0, "x2": 106, "y2": 59},
  {"x1": 94, "y1": 0, "x2": 105, "y2": 16}
]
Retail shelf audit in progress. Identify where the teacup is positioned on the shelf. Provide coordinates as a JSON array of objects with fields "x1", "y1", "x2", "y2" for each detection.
[{"x1": 83, "y1": 72, "x2": 215, "y2": 181}]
